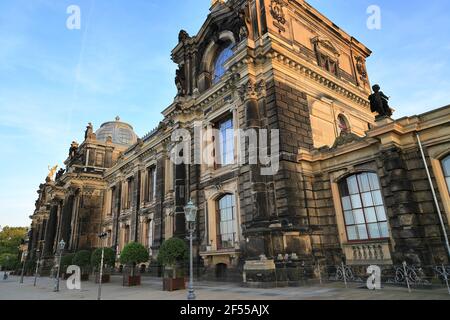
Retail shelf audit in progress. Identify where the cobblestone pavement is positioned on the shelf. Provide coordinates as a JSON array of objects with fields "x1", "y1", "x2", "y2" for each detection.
[{"x1": 0, "y1": 275, "x2": 449, "y2": 300}]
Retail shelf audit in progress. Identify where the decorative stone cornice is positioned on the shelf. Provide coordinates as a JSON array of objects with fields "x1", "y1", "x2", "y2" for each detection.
[{"x1": 268, "y1": 50, "x2": 370, "y2": 108}]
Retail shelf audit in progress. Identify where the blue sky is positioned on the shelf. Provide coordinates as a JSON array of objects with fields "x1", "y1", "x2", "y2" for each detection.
[{"x1": 0, "y1": 0, "x2": 449, "y2": 227}]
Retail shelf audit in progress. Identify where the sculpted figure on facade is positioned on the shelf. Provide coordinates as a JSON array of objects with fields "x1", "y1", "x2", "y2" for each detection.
[
  {"x1": 84, "y1": 122, "x2": 94, "y2": 140},
  {"x1": 47, "y1": 165, "x2": 58, "y2": 182},
  {"x1": 369, "y1": 84, "x2": 393, "y2": 118}
]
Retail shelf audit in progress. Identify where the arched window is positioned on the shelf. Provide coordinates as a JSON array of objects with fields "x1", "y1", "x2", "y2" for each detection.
[
  {"x1": 339, "y1": 172, "x2": 389, "y2": 241},
  {"x1": 216, "y1": 194, "x2": 236, "y2": 249},
  {"x1": 442, "y1": 155, "x2": 450, "y2": 194},
  {"x1": 338, "y1": 114, "x2": 350, "y2": 134},
  {"x1": 212, "y1": 45, "x2": 234, "y2": 84}
]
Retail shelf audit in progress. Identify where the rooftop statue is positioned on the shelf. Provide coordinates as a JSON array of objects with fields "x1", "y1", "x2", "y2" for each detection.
[
  {"x1": 85, "y1": 122, "x2": 94, "y2": 139},
  {"x1": 369, "y1": 84, "x2": 393, "y2": 118},
  {"x1": 47, "y1": 165, "x2": 58, "y2": 182}
]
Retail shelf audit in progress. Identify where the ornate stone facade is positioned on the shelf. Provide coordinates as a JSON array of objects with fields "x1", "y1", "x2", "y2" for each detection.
[{"x1": 29, "y1": 0, "x2": 450, "y2": 282}]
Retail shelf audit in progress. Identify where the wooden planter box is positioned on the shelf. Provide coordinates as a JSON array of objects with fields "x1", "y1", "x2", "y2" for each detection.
[
  {"x1": 95, "y1": 274, "x2": 111, "y2": 284},
  {"x1": 123, "y1": 275, "x2": 141, "y2": 287},
  {"x1": 163, "y1": 278, "x2": 186, "y2": 291}
]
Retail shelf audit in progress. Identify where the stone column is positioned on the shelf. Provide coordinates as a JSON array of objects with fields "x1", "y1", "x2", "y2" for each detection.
[
  {"x1": 44, "y1": 205, "x2": 58, "y2": 255},
  {"x1": 153, "y1": 154, "x2": 167, "y2": 248},
  {"x1": 130, "y1": 170, "x2": 141, "y2": 242},
  {"x1": 239, "y1": 79, "x2": 271, "y2": 258},
  {"x1": 381, "y1": 147, "x2": 427, "y2": 265},
  {"x1": 112, "y1": 184, "x2": 121, "y2": 251},
  {"x1": 59, "y1": 195, "x2": 75, "y2": 244}
]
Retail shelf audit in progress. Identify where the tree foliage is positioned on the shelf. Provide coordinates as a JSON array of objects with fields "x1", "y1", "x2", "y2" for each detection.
[
  {"x1": 157, "y1": 238, "x2": 188, "y2": 267},
  {"x1": 73, "y1": 250, "x2": 91, "y2": 268},
  {"x1": 0, "y1": 253, "x2": 19, "y2": 270},
  {"x1": 60, "y1": 253, "x2": 75, "y2": 271},
  {"x1": 119, "y1": 242, "x2": 149, "y2": 266},
  {"x1": 91, "y1": 248, "x2": 116, "y2": 270},
  {"x1": 0, "y1": 226, "x2": 28, "y2": 256}
]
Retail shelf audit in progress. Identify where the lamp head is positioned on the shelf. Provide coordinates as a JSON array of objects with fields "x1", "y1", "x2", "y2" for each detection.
[{"x1": 184, "y1": 199, "x2": 198, "y2": 223}]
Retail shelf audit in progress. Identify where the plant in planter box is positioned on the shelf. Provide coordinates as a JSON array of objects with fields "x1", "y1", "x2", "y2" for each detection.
[
  {"x1": 73, "y1": 250, "x2": 91, "y2": 281},
  {"x1": 157, "y1": 238, "x2": 188, "y2": 292},
  {"x1": 119, "y1": 242, "x2": 149, "y2": 287},
  {"x1": 60, "y1": 253, "x2": 75, "y2": 279},
  {"x1": 91, "y1": 248, "x2": 115, "y2": 283}
]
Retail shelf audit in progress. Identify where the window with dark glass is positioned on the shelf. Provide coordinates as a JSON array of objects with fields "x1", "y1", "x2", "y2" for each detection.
[
  {"x1": 339, "y1": 172, "x2": 389, "y2": 241},
  {"x1": 443, "y1": 155, "x2": 450, "y2": 194},
  {"x1": 145, "y1": 166, "x2": 157, "y2": 202},
  {"x1": 216, "y1": 194, "x2": 236, "y2": 250},
  {"x1": 109, "y1": 187, "x2": 115, "y2": 216},
  {"x1": 318, "y1": 53, "x2": 339, "y2": 76},
  {"x1": 213, "y1": 45, "x2": 234, "y2": 84},
  {"x1": 126, "y1": 178, "x2": 133, "y2": 209},
  {"x1": 214, "y1": 116, "x2": 234, "y2": 167}
]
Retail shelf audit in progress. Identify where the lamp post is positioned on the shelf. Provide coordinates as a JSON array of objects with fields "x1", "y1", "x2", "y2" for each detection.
[
  {"x1": 33, "y1": 249, "x2": 40, "y2": 287},
  {"x1": 20, "y1": 252, "x2": 28, "y2": 284},
  {"x1": 97, "y1": 232, "x2": 108, "y2": 301},
  {"x1": 54, "y1": 240, "x2": 65, "y2": 292},
  {"x1": 184, "y1": 199, "x2": 198, "y2": 300}
]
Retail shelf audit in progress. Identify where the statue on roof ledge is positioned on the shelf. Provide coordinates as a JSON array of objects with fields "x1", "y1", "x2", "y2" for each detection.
[
  {"x1": 369, "y1": 84, "x2": 393, "y2": 119},
  {"x1": 85, "y1": 122, "x2": 94, "y2": 139},
  {"x1": 69, "y1": 141, "x2": 79, "y2": 159}
]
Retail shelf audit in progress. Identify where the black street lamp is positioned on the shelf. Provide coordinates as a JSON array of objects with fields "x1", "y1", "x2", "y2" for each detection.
[
  {"x1": 54, "y1": 240, "x2": 65, "y2": 292},
  {"x1": 184, "y1": 199, "x2": 197, "y2": 300}
]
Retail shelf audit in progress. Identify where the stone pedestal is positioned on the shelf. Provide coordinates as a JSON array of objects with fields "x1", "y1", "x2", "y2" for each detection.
[
  {"x1": 374, "y1": 116, "x2": 394, "y2": 126},
  {"x1": 242, "y1": 259, "x2": 276, "y2": 288}
]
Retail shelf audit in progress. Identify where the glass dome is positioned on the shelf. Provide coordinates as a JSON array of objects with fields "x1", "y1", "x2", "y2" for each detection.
[{"x1": 95, "y1": 117, "x2": 138, "y2": 146}]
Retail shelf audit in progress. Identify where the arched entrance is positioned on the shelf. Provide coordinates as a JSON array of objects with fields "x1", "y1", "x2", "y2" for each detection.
[{"x1": 215, "y1": 263, "x2": 228, "y2": 280}]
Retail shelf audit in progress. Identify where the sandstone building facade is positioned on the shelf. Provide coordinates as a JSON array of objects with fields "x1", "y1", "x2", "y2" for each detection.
[{"x1": 28, "y1": 0, "x2": 450, "y2": 281}]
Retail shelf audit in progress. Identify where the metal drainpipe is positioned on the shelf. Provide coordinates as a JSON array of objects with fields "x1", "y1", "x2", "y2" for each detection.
[{"x1": 416, "y1": 132, "x2": 450, "y2": 259}]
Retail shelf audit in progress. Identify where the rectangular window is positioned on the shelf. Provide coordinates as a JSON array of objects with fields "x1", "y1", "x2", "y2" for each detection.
[
  {"x1": 340, "y1": 172, "x2": 389, "y2": 242},
  {"x1": 126, "y1": 178, "x2": 133, "y2": 209},
  {"x1": 145, "y1": 166, "x2": 157, "y2": 202},
  {"x1": 216, "y1": 194, "x2": 236, "y2": 250},
  {"x1": 214, "y1": 116, "x2": 234, "y2": 167},
  {"x1": 95, "y1": 152, "x2": 104, "y2": 167}
]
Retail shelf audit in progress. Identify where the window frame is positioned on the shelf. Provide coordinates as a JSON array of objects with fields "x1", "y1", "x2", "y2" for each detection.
[
  {"x1": 212, "y1": 44, "x2": 234, "y2": 85},
  {"x1": 442, "y1": 155, "x2": 450, "y2": 194},
  {"x1": 338, "y1": 172, "x2": 390, "y2": 243},
  {"x1": 213, "y1": 114, "x2": 235, "y2": 169},
  {"x1": 216, "y1": 194, "x2": 237, "y2": 250}
]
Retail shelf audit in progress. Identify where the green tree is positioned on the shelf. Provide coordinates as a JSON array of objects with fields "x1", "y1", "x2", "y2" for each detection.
[
  {"x1": 157, "y1": 238, "x2": 188, "y2": 267},
  {"x1": 120, "y1": 242, "x2": 149, "y2": 276},
  {"x1": 0, "y1": 226, "x2": 28, "y2": 256},
  {"x1": 91, "y1": 248, "x2": 116, "y2": 271},
  {"x1": 73, "y1": 250, "x2": 91, "y2": 274},
  {"x1": 0, "y1": 253, "x2": 19, "y2": 270},
  {"x1": 60, "y1": 253, "x2": 75, "y2": 273}
]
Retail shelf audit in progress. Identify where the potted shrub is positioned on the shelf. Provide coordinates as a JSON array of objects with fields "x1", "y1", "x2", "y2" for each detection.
[
  {"x1": 157, "y1": 238, "x2": 188, "y2": 292},
  {"x1": 60, "y1": 253, "x2": 75, "y2": 280},
  {"x1": 91, "y1": 248, "x2": 115, "y2": 284},
  {"x1": 120, "y1": 242, "x2": 149, "y2": 287},
  {"x1": 73, "y1": 250, "x2": 91, "y2": 281}
]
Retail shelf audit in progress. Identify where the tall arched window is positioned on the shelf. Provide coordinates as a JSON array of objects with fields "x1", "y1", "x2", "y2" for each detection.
[
  {"x1": 213, "y1": 45, "x2": 234, "y2": 84},
  {"x1": 216, "y1": 194, "x2": 236, "y2": 249},
  {"x1": 442, "y1": 155, "x2": 450, "y2": 194},
  {"x1": 339, "y1": 172, "x2": 389, "y2": 241}
]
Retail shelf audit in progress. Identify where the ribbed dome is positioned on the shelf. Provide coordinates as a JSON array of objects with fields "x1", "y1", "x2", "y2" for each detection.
[{"x1": 95, "y1": 117, "x2": 138, "y2": 146}]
